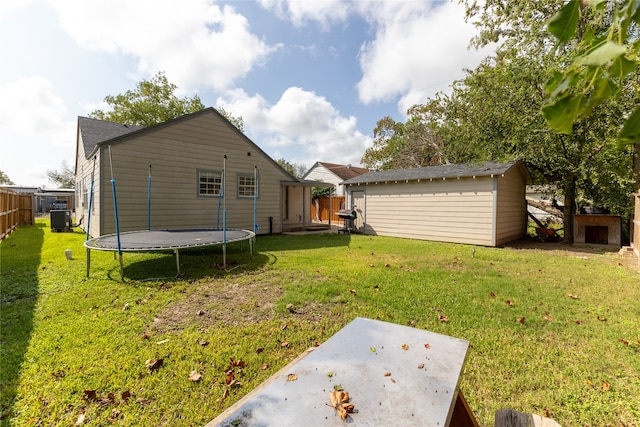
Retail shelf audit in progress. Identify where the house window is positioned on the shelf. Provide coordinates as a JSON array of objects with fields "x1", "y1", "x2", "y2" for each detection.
[
  {"x1": 198, "y1": 170, "x2": 222, "y2": 196},
  {"x1": 238, "y1": 175, "x2": 258, "y2": 198}
]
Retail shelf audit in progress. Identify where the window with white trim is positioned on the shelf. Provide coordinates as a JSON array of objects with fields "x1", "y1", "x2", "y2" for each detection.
[
  {"x1": 198, "y1": 170, "x2": 222, "y2": 196},
  {"x1": 238, "y1": 174, "x2": 257, "y2": 198}
]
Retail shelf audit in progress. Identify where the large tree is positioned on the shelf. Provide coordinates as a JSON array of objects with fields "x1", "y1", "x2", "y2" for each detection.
[
  {"x1": 47, "y1": 161, "x2": 75, "y2": 188},
  {"x1": 364, "y1": 1, "x2": 637, "y2": 242},
  {"x1": 90, "y1": 72, "x2": 205, "y2": 127},
  {"x1": 0, "y1": 170, "x2": 14, "y2": 185}
]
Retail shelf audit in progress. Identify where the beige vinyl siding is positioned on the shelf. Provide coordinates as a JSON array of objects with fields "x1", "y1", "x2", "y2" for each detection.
[
  {"x1": 98, "y1": 112, "x2": 288, "y2": 235},
  {"x1": 358, "y1": 177, "x2": 495, "y2": 246},
  {"x1": 75, "y1": 134, "x2": 102, "y2": 238},
  {"x1": 305, "y1": 165, "x2": 345, "y2": 196},
  {"x1": 495, "y1": 169, "x2": 527, "y2": 245}
]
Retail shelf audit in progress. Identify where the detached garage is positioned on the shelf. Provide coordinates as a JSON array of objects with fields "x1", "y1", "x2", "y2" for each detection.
[{"x1": 342, "y1": 161, "x2": 532, "y2": 247}]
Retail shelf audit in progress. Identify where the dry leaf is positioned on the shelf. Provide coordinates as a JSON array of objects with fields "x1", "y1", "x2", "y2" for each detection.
[
  {"x1": 256, "y1": 347, "x2": 264, "y2": 354},
  {"x1": 121, "y1": 391, "x2": 131, "y2": 401},
  {"x1": 384, "y1": 372, "x2": 391, "y2": 377},
  {"x1": 584, "y1": 379, "x2": 592, "y2": 385},
  {"x1": 198, "y1": 339, "x2": 209, "y2": 347},
  {"x1": 225, "y1": 371, "x2": 235, "y2": 385},
  {"x1": 424, "y1": 343, "x2": 431, "y2": 349},
  {"x1": 489, "y1": 292, "x2": 496, "y2": 298},
  {"x1": 517, "y1": 317, "x2": 525, "y2": 324},
  {"x1": 544, "y1": 315, "x2": 553, "y2": 321},
  {"x1": 189, "y1": 370, "x2": 202, "y2": 382},
  {"x1": 438, "y1": 315, "x2": 448, "y2": 322},
  {"x1": 505, "y1": 300, "x2": 513, "y2": 306},
  {"x1": 280, "y1": 341, "x2": 290, "y2": 348},
  {"x1": 567, "y1": 293, "x2": 579, "y2": 299},
  {"x1": 260, "y1": 364, "x2": 269, "y2": 370},
  {"x1": 287, "y1": 373, "x2": 298, "y2": 381},
  {"x1": 75, "y1": 413, "x2": 85, "y2": 425},
  {"x1": 83, "y1": 390, "x2": 97, "y2": 401},
  {"x1": 145, "y1": 358, "x2": 163, "y2": 373},
  {"x1": 417, "y1": 363, "x2": 425, "y2": 369},
  {"x1": 602, "y1": 381, "x2": 610, "y2": 391},
  {"x1": 401, "y1": 343, "x2": 409, "y2": 351},
  {"x1": 597, "y1": 315, "x2": 607, "y2": 322}
]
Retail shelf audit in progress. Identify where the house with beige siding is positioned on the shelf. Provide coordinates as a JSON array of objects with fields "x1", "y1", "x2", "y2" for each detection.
[
  {"x1": 342, "y1": 161, "x2": 532, "y2": 246},
  {"x1": 74, "y1": 108, "x2": 321, "y2": 237},
  {"x1": 303, "y1": 162, "x2": 370, "y2": 196}
]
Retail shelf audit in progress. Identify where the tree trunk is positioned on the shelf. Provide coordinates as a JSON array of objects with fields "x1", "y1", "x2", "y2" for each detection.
[{"x1": 562, "y1": 173, "x2": 577, "y2": 244}]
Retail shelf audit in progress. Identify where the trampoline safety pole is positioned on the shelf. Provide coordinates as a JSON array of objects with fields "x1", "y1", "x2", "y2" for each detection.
[
  {"x1": 222, "y1": 154, "x2": 227, "y2": 269},
  {"x1": 147, "y1": 164, "x2": 152, "y2": 231},
  {"x1": 86, "y1": 155, "x2": 96, "y2": 277},
  {"x1": 109, "y1": 146, "x2": 125, "y2": 281}
]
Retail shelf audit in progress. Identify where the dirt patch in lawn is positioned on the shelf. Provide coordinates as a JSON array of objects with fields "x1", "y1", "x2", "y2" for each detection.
[
  {"x1": 149, "y1": 275, "x2": 336, "y2": 332},
  {"x1": 506, "y1": 239, "x2": 639, "y2": 271}
]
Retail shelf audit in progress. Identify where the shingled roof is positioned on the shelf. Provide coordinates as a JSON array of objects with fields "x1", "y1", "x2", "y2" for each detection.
[
  {"x1": 78, "y1": 116, "x2": 143, "y2": 158},
  {"x1": 313, "y1": 162, "x2": 370, "y2": 180},
  {"x1": 342, "y1": 161, "x2": 530, "y2": 185}
]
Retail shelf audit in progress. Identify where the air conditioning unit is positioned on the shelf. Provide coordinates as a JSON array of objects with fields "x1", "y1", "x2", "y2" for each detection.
[{"x1": 51, "y1": 210, "x2": 72, "y2": 232}]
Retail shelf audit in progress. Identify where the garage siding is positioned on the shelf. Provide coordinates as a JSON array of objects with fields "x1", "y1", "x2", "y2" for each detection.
[
  {"x1": 358, "y1": 178, "x2": 495, "y2": 245},
  {"x1": 495, "y1": 169, "x2": 528, "y2": 245}
]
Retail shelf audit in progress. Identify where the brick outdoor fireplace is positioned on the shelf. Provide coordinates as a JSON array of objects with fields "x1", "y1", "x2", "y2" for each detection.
[{"x1": 573, "y1": 214, "x2": 622, "y2": 247}]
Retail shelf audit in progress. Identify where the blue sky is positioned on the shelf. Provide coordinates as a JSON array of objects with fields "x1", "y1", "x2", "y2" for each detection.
[{"x1": 0, "y1": 0, "x2": 493, "y2": 187}]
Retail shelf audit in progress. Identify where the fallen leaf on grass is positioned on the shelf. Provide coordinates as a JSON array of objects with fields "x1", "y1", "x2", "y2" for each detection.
[
  {"x1": 121, "y1": 391, "x2": 131, "y2": 401},
  {"x1": 260, "y1": 364, "x2": 270, "y2": 370},
  {"x1": 189, "y1": 370, "x2": 202, "y2": 382},
  {"x1": 230, "y1": 358, "x2": 246, "y2": 368},
  {"x1": 505, "y1": 300, "x2": 513, "y2": 306},
  {"x1": 287, "y1": 373, "x2": 298, "y2": 381},
  {"x1": 602, "y1": 381, "x2": 610, "y2": 391},
  {"x1": 280, "y1": 341, "x2": 290, "y2": 348},
  {"x1": 145, "y1": 358, "x2": 163, "y2": 373},
  {"x1": 83, "y1": 390, "x2": 97, "y2": 401},
  {"x1": 438, "y1": 315, "x2": 448, "y2": 323},
  {"x1": 597, "y1": 315, "x2": 607, "y2": 322},
  {"x1": 136, "y1": 397, "x2": 151, "y2": 405},
  {"x1": 618, "y1": 338, "x2": 632, "y2": 346},
  {"x1": 567, "y1": 293, "x2": 579, "y2": 299},
  {"x1": 543, "y1": 315, "x2": 553, "y2": 321},
  {"x1": 198, "y1": 339, "x2": 209, "y2": 347},
  {"x1": 225, "y1": 371, "x2": 235, "y2": 385},
  {"x1": 489, "y1": 292, "x2": 496, "y2": 298},
  {"x1": 75, "y1": 413, "x2": 85, "y2": 425},
  {"x1": 584, "y1": 379, "x2": 592, "y2": 385},
  {"x1": 517, "y1": 317, "x2": 525, "y2": 324}
]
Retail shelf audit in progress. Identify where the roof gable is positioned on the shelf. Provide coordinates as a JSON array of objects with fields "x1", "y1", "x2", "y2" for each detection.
[
  {"x1": 78, "y1": 116, "x2": 143, "y2": 158},
  {"x1": 343, "y1": 161, "x2": 530, "y2": 185},
  {"x1": 305, "y1": 162, "x2": 370, "y2": 181}
]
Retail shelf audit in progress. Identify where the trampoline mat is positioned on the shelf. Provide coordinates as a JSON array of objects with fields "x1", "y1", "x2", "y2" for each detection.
[{"x1": 84, "y1": 229, "x2": 255, "y2": 252}]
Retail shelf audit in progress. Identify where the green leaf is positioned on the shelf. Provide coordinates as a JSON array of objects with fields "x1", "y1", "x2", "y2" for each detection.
[
  {"x1": 542, "y1": 94, "x2": 584, "y2": 134},
  {"x1": 548, "y1": 1, "x2": 580, "y2": 42},
  {"x1": 575, "y1": 41, "x2": 627, "y2": 67},
  {"x1": 589, "y1": 77, "x2": 616, "y2": 108},
  {"x1": 619, "y1": 107, "x2": 640, "y2": 143},
  {"x1": 609, "y1": 56, "x2": 638, "y2": 79},
  {"x1": 545, "y1": 72, "x2": 572, "y2": 98}
]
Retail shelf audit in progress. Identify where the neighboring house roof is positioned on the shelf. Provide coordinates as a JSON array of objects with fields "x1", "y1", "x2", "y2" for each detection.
[
  {"x1": 343, "y1": 160, "x2": 531, "y2": 185},
  {"x1": 305, "y1": 162, "x2": 370, "y2": 181},
  {"x1": 78, "y1": 116, "x2": 143, "y2": 157}
]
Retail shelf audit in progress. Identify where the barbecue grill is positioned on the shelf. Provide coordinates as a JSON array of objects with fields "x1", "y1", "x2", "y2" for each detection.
[{"x1": 337, "y1": 208, "x2": 357, "y2": 234}]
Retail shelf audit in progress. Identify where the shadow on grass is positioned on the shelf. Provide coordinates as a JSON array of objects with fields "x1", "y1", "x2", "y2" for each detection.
[
  {"x1": 0, "y1": 223, "x2": 44, "y2": 423},
  {"x1": 100, "y1": 243, "x2": 271, "y2": 282}
]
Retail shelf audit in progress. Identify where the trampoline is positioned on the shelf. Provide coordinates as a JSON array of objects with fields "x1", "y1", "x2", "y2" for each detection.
[{"x1": 84, "y1": 228, "x2": 255, "y2": 279}]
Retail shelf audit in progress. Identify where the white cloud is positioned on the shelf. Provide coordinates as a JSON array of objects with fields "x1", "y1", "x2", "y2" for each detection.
[
  {"x1": 0, "y1": 77, "x2": 76, "y2": 186},
  {"x1": 257, "y1": 0, "x2": 349, "y2": 29},
  {"x1": 48, "y1": 0, "x2": 277, "y2": 91},
  {"x1": 217, "y1": 87, "x2": 371, "y2": 167},
  {"x1": 356, "y1": 1, "x2": 493, "y2": 114}
]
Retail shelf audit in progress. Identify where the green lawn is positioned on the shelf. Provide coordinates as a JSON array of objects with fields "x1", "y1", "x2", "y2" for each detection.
[{"x1": 1, "y1": 220, "x2": 639, "y2": 426}]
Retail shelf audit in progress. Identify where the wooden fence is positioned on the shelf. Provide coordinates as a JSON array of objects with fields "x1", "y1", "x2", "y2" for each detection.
[
  {"x1": 311, "y1": 196, "x2": 346, "y2": 223},
  {"x1": 1, "y1": 187, "x2": 34, "y2": 240}
]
